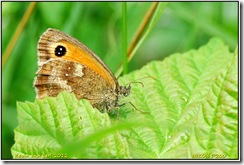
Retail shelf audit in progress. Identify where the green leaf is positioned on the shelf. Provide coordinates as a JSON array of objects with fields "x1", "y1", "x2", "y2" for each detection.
[
  {"x1": 189, "y1": 47, "x2": 238, "y2": 159},
  {"x1": 11, "y1": 92, "x2": 130, "y2": 159},
  {"x1": 12, "y1": 38, "x2": 238, "y2": 159},
  {"x1": 118, "y1": 38, "x2": 238, "y2": 159}
]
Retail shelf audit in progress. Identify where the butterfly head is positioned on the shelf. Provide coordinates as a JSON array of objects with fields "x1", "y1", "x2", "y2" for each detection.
[{"x1": 118, "y1": 84, "x2": 131, "y2": 97}]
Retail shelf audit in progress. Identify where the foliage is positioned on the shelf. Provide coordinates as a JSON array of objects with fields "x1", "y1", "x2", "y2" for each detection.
[
  {"x1": 11, "y1": 38, "x2": 238, "y2": 159},
  {"x1": 2, "y1": 2, "x2": 238, "y2": 159}
]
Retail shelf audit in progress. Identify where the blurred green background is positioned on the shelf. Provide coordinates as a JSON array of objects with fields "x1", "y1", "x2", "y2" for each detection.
[{"x1": 2, "y1": 2, "x2": 238, "y2": 159}]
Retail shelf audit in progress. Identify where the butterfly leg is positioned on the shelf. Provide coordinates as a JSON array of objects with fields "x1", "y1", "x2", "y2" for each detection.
[{"x1": 119, "y1": 102, "x2": 148, "y2": 114}]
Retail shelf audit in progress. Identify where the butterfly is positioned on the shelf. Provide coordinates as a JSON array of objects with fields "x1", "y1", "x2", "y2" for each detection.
[{"x1": 34, "y1": 28, "x2": 131, "y2": 112}]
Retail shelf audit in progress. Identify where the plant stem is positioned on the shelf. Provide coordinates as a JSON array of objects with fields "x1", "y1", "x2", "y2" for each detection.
[
  {"x1": 2, "y1": 2, "x2": 37, "y2": 69},
  {"x1": 122, "y1": 2, "x2": 128, "y2": 75}
]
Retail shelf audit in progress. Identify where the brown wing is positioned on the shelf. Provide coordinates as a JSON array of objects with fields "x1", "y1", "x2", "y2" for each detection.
[
  {"x1": 37, "y1": 28, "x2": 118, "y2": 90},
  {"x1": 34, "y1": 58, "x2": 115, "y2": 108}
]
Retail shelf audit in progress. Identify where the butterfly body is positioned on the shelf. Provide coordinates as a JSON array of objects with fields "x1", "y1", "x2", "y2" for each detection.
[{"x1": 34, "y1": 28, "x2": 130, "y2": 111}]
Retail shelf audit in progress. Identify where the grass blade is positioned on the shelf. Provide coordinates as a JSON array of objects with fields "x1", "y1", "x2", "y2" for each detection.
[
  {"x1": 122, "y1": 2, "x2": 128, "y2": 75},
  {"x1": 116, "y1": 2, "x2": 168, "y2": 77}
]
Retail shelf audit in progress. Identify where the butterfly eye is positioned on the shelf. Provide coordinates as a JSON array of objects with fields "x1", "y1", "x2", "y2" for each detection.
[{"x1": 55, "y1": 45, "x2": 66, "y2": 57}]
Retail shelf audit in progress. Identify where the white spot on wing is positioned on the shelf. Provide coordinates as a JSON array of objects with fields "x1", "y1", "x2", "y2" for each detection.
[
  {"x1": 51, "y1": 76, "x2": 73, "y2": 92},
  {"x1": 58, "y1": 78, "x2": 72, "y2": 91},
  {"x1": 74, "y1": 64, "x2": 84, "y2": 77},
  {"x1": 49, "y1": 66, "x2": 73, "y2": 92}
]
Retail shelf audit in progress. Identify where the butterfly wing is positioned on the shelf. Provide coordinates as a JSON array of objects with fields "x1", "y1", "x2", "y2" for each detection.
[
  {"x1": 35, "y1": 28, "x2": 120, "y2": 110},
  {"x1": 37, "y1": 28, "x2": 118, "y2": 90},
  {"x1": 34, "y1": 58, "x2": 117, "y2": 109}
]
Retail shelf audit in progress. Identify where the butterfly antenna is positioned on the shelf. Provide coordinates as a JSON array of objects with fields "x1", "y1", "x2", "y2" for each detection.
[
  {"x1": 137, "y1": 76, "x2": 156, "y2": 81},
  {"x1": 125, "y1": 76, "x2": 156, "y2": 87},
  {"x1": 120, "y1": 102, "x2": 148, "y2": 114},
  {"x1": 125, "y1": 81, "x2": 144, "y2": 87}
]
